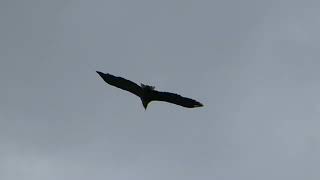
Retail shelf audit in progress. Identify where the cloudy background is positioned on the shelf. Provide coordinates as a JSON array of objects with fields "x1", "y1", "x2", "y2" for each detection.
[{"x1": 1, "y1": 0, "x2": 320, "y2": 179}]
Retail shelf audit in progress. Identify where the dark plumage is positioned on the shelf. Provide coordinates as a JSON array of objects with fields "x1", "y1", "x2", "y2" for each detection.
[{"x1": 96, "y1": 71, "x2": 203, "y2": 109}]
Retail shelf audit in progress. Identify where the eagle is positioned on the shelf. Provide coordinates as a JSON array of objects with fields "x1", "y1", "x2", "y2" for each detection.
[{"x1": 96, "y1": 71, "x2": 203, "y2": 109}]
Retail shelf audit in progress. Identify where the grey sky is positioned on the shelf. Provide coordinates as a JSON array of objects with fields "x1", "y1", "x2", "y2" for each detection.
[{"x1": 1, "y1": 0, "x2": 320, "y2": 179}]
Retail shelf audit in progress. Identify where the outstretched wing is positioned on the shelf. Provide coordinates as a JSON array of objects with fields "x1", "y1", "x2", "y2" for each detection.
[
  {"x1": 150, "y1": 91, "x2": 203, "y2": 108},
  {"x1": 96, "y1": 71, "x2": 142, "y2": 97}
]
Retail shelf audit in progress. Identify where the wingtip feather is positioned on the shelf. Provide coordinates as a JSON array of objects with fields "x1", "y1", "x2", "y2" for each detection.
[
  {"x1": 96, "y1": 71, "x2": 104, "y2": 76},
  {"x1": 193, "y1": 101, "x2": 203, "y2": 108}
]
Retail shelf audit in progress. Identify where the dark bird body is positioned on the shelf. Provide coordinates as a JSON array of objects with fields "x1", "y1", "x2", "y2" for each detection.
[{"x1": 96, "y1": 71, "x2": 203, "y2": 109}]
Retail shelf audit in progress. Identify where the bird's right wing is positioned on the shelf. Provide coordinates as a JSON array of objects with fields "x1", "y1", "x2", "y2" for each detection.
[
  {"x1": 150, "y1": 91, "x2": 203, "y2": 108},
  {"x1": 96, "y1": 71, "x2": 142, "y2": 97}
]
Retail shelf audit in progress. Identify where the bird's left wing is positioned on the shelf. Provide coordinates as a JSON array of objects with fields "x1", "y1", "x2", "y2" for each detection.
[
  {"x1": 96, "y1": 71, "x2": 142, "y2": 97},
  {"x1": 150, "y1": 91, "x2": 203, "y2": 108}
]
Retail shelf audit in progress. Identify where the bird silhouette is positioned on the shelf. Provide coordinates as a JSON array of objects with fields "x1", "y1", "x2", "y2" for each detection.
[{"x1": 96, "y1": 71, "x2": 203, "y2": 109}]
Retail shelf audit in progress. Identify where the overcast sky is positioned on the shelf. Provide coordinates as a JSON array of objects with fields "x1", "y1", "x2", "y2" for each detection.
[{"x1": 1, "y1": 0, "x2": 320, "y2": 179}]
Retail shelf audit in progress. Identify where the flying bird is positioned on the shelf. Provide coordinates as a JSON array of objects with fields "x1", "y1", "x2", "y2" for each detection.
[{"x1": 96, "y1": 71, "x2": 203, "y2": 109}]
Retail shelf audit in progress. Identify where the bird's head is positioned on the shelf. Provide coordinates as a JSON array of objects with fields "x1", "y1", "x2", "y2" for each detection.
[{"x1": 141, "y1": 83, "x2": 155, "y2": 91}]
